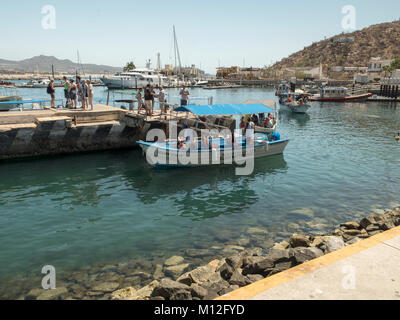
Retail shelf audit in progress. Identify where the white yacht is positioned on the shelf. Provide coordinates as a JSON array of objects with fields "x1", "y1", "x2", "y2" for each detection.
[{"x1": 100, "y1": 68, "x2": 166, "y2": 89}]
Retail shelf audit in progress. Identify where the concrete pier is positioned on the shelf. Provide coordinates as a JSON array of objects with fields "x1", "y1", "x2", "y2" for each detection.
[
  {"x1": 0, "y1": 100, "x2": 277, "y2": 160},
  {"x1": 0, "y1": 104, "x2": 239, "y2": 160},
  {"x1": 0, "y1": 105, "x2": 142, "y2": 160},
  {"x1": 218, "y1": 226, "x2": 400, "y2": 300}
]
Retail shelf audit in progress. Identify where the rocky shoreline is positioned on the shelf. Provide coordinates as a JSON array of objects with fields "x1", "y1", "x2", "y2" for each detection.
[{"x1": 109, "y1": 206, "x2": 400, "y2": 301}]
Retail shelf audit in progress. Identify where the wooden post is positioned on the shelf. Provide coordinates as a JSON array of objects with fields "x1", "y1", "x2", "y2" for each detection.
[{"x1": 106, "y1": 90, "x2": 110, "y2": 106}]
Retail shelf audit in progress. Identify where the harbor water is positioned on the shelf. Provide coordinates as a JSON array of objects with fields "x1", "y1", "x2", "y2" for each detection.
[{"x1": 1, "y1": 86, "x2": 400, "y2": 299}]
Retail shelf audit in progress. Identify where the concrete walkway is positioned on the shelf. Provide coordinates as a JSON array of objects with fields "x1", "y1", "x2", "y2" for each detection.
[{"x1": 218, "y1": 226, "x2": 400, "y2": 300}]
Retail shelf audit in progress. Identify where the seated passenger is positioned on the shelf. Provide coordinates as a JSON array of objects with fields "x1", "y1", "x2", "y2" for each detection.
[{"x1": 177, "y1": 139, "x2": 186, "y2": 149}]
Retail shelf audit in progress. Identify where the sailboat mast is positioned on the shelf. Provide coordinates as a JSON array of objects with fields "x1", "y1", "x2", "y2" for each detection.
[
  {"x1": 77, "y1": 50, "x2": 85, "y2": 76},
  {"x1": 173, "y1": 25, "x2": 182, "y2": 75},
  {"x1": 173, "y1": 26, "x2": 177, "y2": 72}
]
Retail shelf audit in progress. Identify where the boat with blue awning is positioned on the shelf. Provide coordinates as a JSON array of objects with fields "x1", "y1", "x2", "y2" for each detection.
[{"x1": 136, "y1": 103, "x2": 289, "y2": 168}]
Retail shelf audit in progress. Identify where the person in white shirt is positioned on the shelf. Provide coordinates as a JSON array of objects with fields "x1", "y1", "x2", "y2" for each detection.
[
  {"x1": 245, "y1": 118, "x2": 255, "y2": 143},
  {"x1": 179, "y1": 85, "x2": 190, "y2": 106},
  {"x1": 87, "y1": 80, "x2": 94, "y2": 110},
  {"x1": 158, "y1": 86, "x2": 166, "y2": 113}
]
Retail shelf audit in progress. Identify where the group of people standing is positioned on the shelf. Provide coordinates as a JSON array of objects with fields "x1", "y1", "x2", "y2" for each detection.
[
  {"x1": 135, "y1": 84, "x2": 190, "y2": 116},
  {"x1": 62, "y1": 76, "x2": 94, "y2": 110},
  {"x1": 46, "y1": 76, "x2": 94, "y2": 110}
]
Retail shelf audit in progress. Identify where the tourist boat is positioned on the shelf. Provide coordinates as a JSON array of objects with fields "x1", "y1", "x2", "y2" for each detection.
[
  {"x1": 275, "y1": 82, "x2": 290, "y2": 96},
  {"x1": 0, "y1": 95, "x2": 22, "y2": 111},
  {"x1": 136, "y1": 103, "x2": 289, "y2": 168},
  {"x1": 279, "y1": 92, "x2": 311, "y2": 113},
  {"x1": 309, "y1": 87, "x2": 372, "y2": 102},
  {"x1": 100, "y1": 68, "x2": 167, "y2": 89}
]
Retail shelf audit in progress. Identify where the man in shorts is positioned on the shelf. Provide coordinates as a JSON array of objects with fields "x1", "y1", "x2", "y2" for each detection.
[
  {"x1": 144, "y1": 84, "x2": 154, "y2": 116},
  {"x1": 179, "y1": 84, "x2": 189, "y2": 107},
  {"x1": 158, "y1": 86, "x2": 166, "y2": 113}
]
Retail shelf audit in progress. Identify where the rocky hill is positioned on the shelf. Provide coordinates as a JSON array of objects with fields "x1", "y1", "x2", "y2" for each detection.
[
  {"x1": 268, "y1": 20, "x2": 400, "y2": 73},
  {"x1": 0, "y1": 55, "x2": 121, "y2": 74}
]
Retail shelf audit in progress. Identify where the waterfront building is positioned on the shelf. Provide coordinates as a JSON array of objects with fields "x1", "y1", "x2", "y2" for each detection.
[
  {"x1": 368, "y1": 57, "x2": 393, "y2": 73},
  {"x1": 216, "y1": 66, "x2": 240, "y2": 79}
]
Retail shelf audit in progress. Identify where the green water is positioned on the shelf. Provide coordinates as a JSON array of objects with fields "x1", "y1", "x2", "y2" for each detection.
[{"x1": 1, "y1": 88, "x2": 400, "y2": 299}]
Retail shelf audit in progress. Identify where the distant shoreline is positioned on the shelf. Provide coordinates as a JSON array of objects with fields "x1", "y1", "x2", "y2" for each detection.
[{"x1": 0, "y1": 73, "x2": 107, "y2": 80}]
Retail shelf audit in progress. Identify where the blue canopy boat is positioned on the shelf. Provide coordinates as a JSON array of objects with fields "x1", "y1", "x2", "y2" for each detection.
[{"x1": 137, "y1": 103, "x2": 289, "y2": 168}]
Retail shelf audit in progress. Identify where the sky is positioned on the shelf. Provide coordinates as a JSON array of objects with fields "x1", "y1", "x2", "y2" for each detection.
[{"x1": 1, "y1": 0, "x2": 400, "y2": 74}]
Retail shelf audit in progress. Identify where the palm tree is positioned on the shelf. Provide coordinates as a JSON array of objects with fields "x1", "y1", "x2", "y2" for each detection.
[
  {"x1": 382, "y1": 65, "x2": 391, "y2": 78},
  {"x1": 123, "y1": 61, "x2": 136, "y2": 72}
]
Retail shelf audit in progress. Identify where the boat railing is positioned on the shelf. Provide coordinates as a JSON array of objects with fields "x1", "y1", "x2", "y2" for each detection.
[{"x1": 0, "y1": 99, "x2": 65, "y2": 111}]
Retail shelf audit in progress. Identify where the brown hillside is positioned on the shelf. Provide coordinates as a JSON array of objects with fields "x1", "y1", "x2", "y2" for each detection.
[{"x1": 270, "y1": 20, "x2": 400, "y2": 71}]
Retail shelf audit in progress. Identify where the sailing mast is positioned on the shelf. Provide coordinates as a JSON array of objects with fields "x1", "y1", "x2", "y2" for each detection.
[
  {"x1": 173, "y1": 25, "x2": 182, "y2": 75},
  {"x1": 77, "y1": 50, "x2": 85, "y2": 76}
]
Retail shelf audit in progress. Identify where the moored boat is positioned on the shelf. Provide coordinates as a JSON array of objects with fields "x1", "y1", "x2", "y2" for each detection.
[
  {"x1": 309, "y1": 86, "x2": 372, "y2": 102},
  {"x1": 279, "y1": 92, "x2": 311, "y2": 114},
  {"x1": 136, "y1": 103, "x2": 289, "y2": 168},
  {"x1": 101, "y1": 68, "x2": 166, "y2": 89},
  {"x1": 137, "y1": 133, "x2": 289, "y2": 168},
  {"x1": 0, "y1": 95, "x2": 22, "y2": 111}
]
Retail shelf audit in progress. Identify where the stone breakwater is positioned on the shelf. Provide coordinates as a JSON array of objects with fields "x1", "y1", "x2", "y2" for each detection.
[{"x1": 109, "y1": 206, "x2": 400, "y2": 301}]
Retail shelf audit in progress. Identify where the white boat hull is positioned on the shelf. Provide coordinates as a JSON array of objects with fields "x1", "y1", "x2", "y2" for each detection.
[
  {"x1": 280, "y1": 103, "x2": 310, "y2": 114},
  {"x1": 138, "y1": 139, "x2": 289, "y2": 168},
  {"x1": 0, "y1": 96, "x2": 22, "y2": 111},
  {"x1": 101, "y1": 77, "x2": 164, "y2": 89}
]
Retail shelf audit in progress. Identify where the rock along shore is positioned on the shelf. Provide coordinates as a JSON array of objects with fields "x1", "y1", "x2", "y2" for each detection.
[{"x1": 110, "y1": 206, "x2": 400, "y2": 301}]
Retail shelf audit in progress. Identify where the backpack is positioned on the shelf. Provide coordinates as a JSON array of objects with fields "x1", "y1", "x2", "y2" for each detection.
[{"x1": 47, "y1": 84, "x2": 54, "y2": 94}]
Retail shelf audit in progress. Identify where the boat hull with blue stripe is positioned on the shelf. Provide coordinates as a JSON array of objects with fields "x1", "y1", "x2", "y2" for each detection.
[
  {"x1": 137, "y1": 134, "x2": 289, "y2": 168},
  {"x1": 136, "y1": 103, "x2": 289, "y2": 168}
]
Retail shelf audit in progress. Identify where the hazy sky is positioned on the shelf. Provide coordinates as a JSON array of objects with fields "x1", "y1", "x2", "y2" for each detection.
[{"x1": 1, "y1": 0, "x2": 400, "y2": 73}]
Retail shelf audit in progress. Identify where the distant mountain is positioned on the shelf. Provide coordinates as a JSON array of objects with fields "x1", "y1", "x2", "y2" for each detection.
[
  {"x1": 0, "y1": 55, "x2": 122, "y2": 74},
  {"x1": 267, "y1": 20, "x2": 400, "y2": 75}
]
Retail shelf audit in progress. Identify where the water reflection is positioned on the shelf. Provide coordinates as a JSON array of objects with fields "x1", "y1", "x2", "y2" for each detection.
[
  {"x1": 278, "y1": 109, "x2": 310, "y2": 126},
  {"x1": 0, "y1": 151, "x2": 287, "y2": 219},
  {"x1": 122, "y1": 153, "x2": 288, "y2": 220}
]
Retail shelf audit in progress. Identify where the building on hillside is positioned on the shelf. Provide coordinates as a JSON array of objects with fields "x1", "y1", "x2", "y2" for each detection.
[
  {"x1": 332, "y1": 36, "x2": 355, "y2": 44},
  {"x1": 354, "y1": 73, "x2": 369, "y2": 84},
  {"x1": 285, "y1": 66, "x2": 321, "y2": 79},
  {"x1": 331, "y1": 66, "x2": 345, "y2": 72},
  {"x1": 368, "y1": 57, "x2": 393, "y2": 73},
  {"x1": 331, "y1": 66, "x2": 368, "y2": 72}
]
